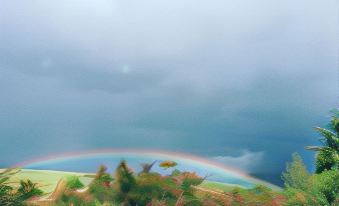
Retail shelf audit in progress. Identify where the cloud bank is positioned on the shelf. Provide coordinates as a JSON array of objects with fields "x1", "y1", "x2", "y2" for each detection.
[
  {"x1": 0, "y1": 0, "x2": 337, "y2": 184},
  {"x1": 211, "y1": 150, "x2": 265, "y2": 173}
]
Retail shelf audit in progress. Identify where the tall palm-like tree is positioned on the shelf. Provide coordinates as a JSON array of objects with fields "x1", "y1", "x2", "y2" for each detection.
[
  {"x1": 306, "y1": 111, "x2": 339, "y2": 173},
  {"x1": 139, "y1": 160, "x2": 157, "y2": 175},
  {"x1": 114, "y1": 160, "x2": 136, "y2": 205}
]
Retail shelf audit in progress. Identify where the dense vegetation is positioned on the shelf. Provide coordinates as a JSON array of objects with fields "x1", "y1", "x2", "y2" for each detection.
[
  {"x1": 0, "y1": 111, "x2": 338, "y2": 205},
  {"x1": 282, "y1": 111, "x2": 339, "y2": 206},
  {"x1": 0, "y1": 169, "x2": 43, "y2": 206},
  {"x1": 48, "y1": 160, "x2": 286, "y2": 206}
]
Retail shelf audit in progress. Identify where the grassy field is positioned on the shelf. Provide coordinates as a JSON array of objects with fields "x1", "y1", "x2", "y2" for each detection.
[
  {"x1": 199, "y1": 181, "x2": 242, "y2": 192},
  {"x1": 1, "y1": 169, "x2": 95, "y2": 193}
]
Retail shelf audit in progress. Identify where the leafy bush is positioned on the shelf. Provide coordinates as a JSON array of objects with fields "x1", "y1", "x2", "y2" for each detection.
[
  {"x1": 306, "y1": 111, "x2": 339, "y2": 173},
  {"x1": 316, "y1": 148, "x2": 339, "y2": 173},
  {"x1": 313, "y1": 169, "x2": 339, "y2": 204},
  {"x1": 113, "y1": 161, "x2": 136, "y2": 203},
  {"x1": 230, "y1": 185, "x2": 283, "y2": 206},
  {"x1": 0, "y1": 169, "x2": 43, "y2": 206},
  {"x1": 171, "y1": 169, "x2": 181, "y2": 176},
  {"x1": 60, "y1": 193, "x2": 95, "y2": 206},
  {"x1": 0, "y1": 169, "x2": 20, "y2": 205},
  {"x1": 283, "y1": 187, "x2": 328, "y2": 206},
  {"x1": 17, "y1": 179, "x2": 43, "y2": 201},
  {"x1": 89, "y1": 165, "x2": 114, "y2": 203},
  {"x1": 282, "y1": 153, "x2": 339, "y2": 205},
  {"x1": 128, "y1": 173, "x2": 175, "y2": 205},
  {"x1": 65, "y1": 175, "x2": 84, "y2": 190}
]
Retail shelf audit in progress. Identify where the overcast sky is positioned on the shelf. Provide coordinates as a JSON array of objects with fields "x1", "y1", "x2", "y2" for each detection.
[{"x1": 0, "y1": 0, "x2": 338, "y2": 184}]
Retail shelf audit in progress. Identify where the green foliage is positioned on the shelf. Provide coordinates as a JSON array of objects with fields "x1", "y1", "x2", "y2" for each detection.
[
  {"x1": 57, "y1": 165, "x2": 116, "y2": 206},
  {"x1": 283, "y1": 110, "x2": 339, "y2": 205},
  {"x1": 281, "y1": 153, "x2": 330, "y2": 205},
  {"x1": 111, "y1": 161, "x2": 204, "y2": 206},
  {"x1": 17, "y1": 179, "x2": 43, "y2": 200},
  {"x1": 307, "y1": 111, "x2": 339, "y2": 173},
  {"x1": 180, "y1": 172, "x2": 204, "y2": 196},
  {"x1": 177, "y1": 172, "x2": 204, "y2": 206},
  {"x1": 113, "y1": 160, "x2": 137, "y2": 205},
  {"x1": 58, "y1": 193, "x2": 99, "y2": 206},
  {"x1": 230, "y1": 185, "x2": 281, "y2": 206},
  {"x1": 115, "y1": 161, "x2": 136, "y2": 193},
  {"x1": 313, "y1": 169, "x2": 339, "y2": 204},
  {"x1": 61, "y1": 194, "x2": 85, "y2": 206},
  {"x1": 282, "y1": 153, "x2": 310, "y2": 190},
  {"x1": 182, "y1": 194, "x2": 202, "y2": 206},
  {"x1": 128, "y1": 173, "x2": 175, "y2": 205},
  {"x1": 283, "y1": 187, "x2": 328, "y2": 206},
  {"x1": 0, "y1": 169, "x2": 15, "y2": 204},
  {"x1": 88, "y1": 162, "x2": 203, "y2": 206},
  {"x1": 0, "y1": 183, "x2": 21, "y2": 206},
  {"x1": 171, "y1": 169, "x2": 181, "y2": 176},
  {"x1": 65, "y1": 175, "x2": 84, "y2": 190},
  {"x1": 96, "y1": 165, "x2": 114, "y2": 182},
  {"x1": 0, "y1": 169, "x2": 43, "y2": 206},
  {"x1": 282, "y1": 153, "x2": 339, "y2": 205},
  {"x1": 89, "y1": 165, "x2": 114, "y2": 203},
  {"x1": 316, "y1": 148, "x2": 339, "y2": 173}
]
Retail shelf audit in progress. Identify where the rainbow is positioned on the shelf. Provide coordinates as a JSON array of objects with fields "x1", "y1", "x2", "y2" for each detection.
[{"x1": 14, "y1": 148, "x2": 281, "y2": 190}]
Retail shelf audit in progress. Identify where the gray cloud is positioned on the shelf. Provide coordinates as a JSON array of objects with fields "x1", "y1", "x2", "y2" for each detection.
[
  {"x1": 211, "y1": 150, "x2": 265, "y2": 173},
  {"x1": 0, "y1": 0, "x2": 337, "y2": 184}
]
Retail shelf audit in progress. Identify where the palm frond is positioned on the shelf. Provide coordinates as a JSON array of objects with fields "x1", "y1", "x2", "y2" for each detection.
[
  {"x1": 314, "y1": 127, "x2": 339, "y2": 150},
  {"x1": 305, "y1": 146, "x2": 322, "y2": 151}
]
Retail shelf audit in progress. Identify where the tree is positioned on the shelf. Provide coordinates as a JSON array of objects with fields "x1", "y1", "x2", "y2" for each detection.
[
  {"x1": 113, "y1": 160, "x2": 136, "y2": 205},
  {"x1": 139, "y1": 160, "x2": 157, "y2": 175},
  {"x1": 281, "y1": 154, "x2": 330, "y2": 205},
  {"x1": 306, "y1": 110, "x2": 339, "y2": 173},
  {"x1": 92, "y1": 165, "x2": 113, "y2": 187},
  {"x1": 315, "y1": 148, "x2": 338, "y2": 174},
  {"x1": 88, "y1": 165, "x2": 114, "y2": 203},
  {"x1": 313, "y1": 169, "x2": 339, "y2": 205},
  {"x1": 282, "y1": 153, "x2": 310, "y2": 190},
  {"x1": 129, "y1": 172, "x2": 175, "y2": 205}
]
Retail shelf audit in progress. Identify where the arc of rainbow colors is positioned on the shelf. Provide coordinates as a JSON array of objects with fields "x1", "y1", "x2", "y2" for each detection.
[{"x1": 14, "y1": 148, "x2": 281, "y2": 190}]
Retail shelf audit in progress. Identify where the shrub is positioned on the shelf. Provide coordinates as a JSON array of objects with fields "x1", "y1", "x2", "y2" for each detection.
[
  {"x1": 281, "y1": 153, "x2": 339, "y2": 205},
  {"x1": 17, "y1": 179, "x2": 43, "y2": 201},
  {"x1": 171, "y1": 169, "x2": 181, "y2": 176},
  {"x1": 283, "y1": 187, "x2": 328, "y2": 206},
  {"x1": 128, "y1": 173, "x2": 170, "y2": 205},
  {"x1": 0, "y1": 169, "x2": 23, "y2": 206},
  {"x1": 89, "y1": 165, "x2": 114, "y2": 203},
  {"x1": 230, "y1": 185, "x2": 281, "y2": 206},
  {"x1": 307, "y1": 111, "x2": 339, "y2": 174},
  {"x1": 113, "y1": 160, "x2": 136, "y2": 205},
  {"x1": 313, "y1": 169, "x2": 339, "y2": 204},
  {"x1": 316, "y1": 148, "x2": 339, "y2": 173},
  {"x1": 65, "y1": 175, "x2": 84, "y2": 190}
]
